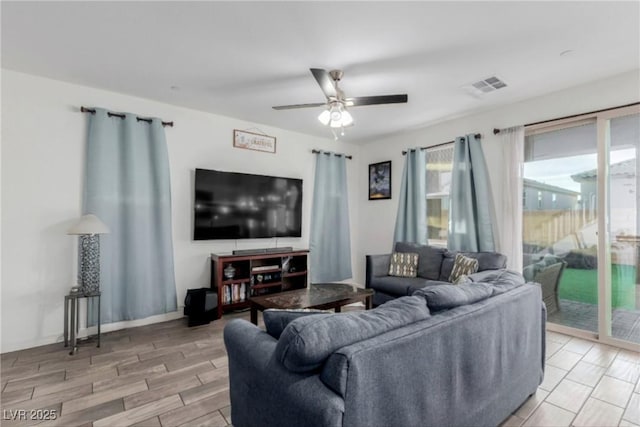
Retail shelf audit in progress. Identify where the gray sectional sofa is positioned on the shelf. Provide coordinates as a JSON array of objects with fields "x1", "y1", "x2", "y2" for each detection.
[
  {"x1": 366, "y1": 242, "x2": 508, "y2": 305},
  {"x1": 224, "y1": 275, "x2": 546, "y2": 427}
]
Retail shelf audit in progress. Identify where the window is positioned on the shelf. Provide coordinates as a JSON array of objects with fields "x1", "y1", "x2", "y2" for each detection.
[
  {"x1": 426, "y1": 144, "x2": 454, "y2": 246},
  {"x1": 537, "y1": 191, "x2": 543, "y2": 209}
]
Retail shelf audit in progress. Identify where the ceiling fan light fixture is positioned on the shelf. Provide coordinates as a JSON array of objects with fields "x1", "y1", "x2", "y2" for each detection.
[
  {"x1": 330, "y1": 105, "x2": 342, "y2": 121},
  {"x1": 341, "y1": 109, "x2": 353, "y2": 126},
  {"x1": 318, "y1": 109, "x2": 331, "y2": 125},
  {"x1": 273, "y1": 68, "x2": 408, "y2": 138}
]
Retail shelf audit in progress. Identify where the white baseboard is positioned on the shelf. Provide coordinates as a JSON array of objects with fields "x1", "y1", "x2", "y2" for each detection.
[{"x1": 2, "y1": 308, "x2": 185, "y2": 353}]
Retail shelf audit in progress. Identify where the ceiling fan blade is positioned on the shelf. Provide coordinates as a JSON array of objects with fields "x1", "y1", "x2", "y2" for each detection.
[
  {"x1": 345, "y1": 94, "x2": 408, "y2": 107},
  {"x1": 310, "y1": 68, "x2": 337, "y2": 99},
  {"x1": 272, "y1": 102, "x2": 326, "y2": 110}
]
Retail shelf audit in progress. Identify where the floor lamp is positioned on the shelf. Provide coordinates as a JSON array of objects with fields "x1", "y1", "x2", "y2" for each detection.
[{"x1": 68, "y1": 214, "x2": 110, "y2": 295}]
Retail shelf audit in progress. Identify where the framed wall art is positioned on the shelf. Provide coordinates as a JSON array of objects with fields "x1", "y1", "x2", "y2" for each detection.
[
  {"x1": 233, "y1": 129, "x2": 276, "y2": 154},
  {"x1": 368, "y1": 161, "x2": 392, "y2": 200}
]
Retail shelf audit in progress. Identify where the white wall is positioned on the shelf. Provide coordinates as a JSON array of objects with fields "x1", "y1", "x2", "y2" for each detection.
[
  {"x1": 1, "y1": 70, "x2": 360, "y2": 352},
  {"x1": 3, "y1": 68, "x2": 638, "y2": 352},
  {"x1": 354, "y1": 69, "x2": 640, "y2": 284}
]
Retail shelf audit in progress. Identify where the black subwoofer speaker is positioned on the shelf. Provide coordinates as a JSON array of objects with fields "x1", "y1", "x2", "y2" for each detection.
[{"x1": 184, "y1": 288, "x2": 218, "y2": 327}]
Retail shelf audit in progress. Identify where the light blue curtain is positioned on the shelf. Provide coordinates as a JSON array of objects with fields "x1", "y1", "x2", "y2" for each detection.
[
  {"x1": 309, "y1": 152, "x2": 352, "y2": 282},
  {"x1": 448, "y1": 134, "x2": 496, "y2": 252},
  {"x1": 393, "y1": 148, "x2": 427, "y2": 244},
  {"x1": 84, "y1": 108, "x2": 177, "y2": 323}
]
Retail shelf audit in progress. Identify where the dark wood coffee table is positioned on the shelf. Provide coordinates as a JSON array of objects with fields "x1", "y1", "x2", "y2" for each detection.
[{"x1": 249, "y1": 283, "x2": 374, "y2": 325}]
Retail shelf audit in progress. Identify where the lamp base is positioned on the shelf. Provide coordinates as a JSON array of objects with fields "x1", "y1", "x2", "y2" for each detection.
[{"x1": 78, "y1": 234, "x2": 101, "y2": 296}]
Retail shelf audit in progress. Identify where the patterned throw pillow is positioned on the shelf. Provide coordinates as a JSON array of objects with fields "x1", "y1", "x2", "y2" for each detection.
[
  {"x1": 388, "y1": 252, "x2": 419, "y2": 277},
  {"x1": 449, "y1": 254, "x2": 479, "y2": 283}
]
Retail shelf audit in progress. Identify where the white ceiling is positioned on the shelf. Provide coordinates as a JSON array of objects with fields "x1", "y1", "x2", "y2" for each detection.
[{"x1": 2, "y1": 1, "x2": 639, "y2": 142}]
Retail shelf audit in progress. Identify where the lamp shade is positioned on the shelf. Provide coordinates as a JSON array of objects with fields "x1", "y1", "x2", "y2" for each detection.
[
  {"x1": 318, "y1": 109, "x2": 331, "y2": 126},
  {"x1": 67, "y1": 214, "x2": 110, "y2": 235},
  {"x1": 341, "y1": 109, "x2": 354, "y2": 126}
]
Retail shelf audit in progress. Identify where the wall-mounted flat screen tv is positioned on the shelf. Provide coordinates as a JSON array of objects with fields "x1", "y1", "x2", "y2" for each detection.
[{"x1": 194, "y1": 169, "x2": 303, "y2": 240}]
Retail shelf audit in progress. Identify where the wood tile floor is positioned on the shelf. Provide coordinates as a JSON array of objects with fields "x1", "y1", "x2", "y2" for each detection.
[
  {"x1": 1, "y1": 312, "x2": 243, "y2": 427},
  {"x1": 2, "y1": 309, "x2": 639, "y2": 427}
]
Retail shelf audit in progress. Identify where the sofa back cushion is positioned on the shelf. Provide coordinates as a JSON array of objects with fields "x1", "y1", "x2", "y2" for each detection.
[
  {"x1": 470, "y1": 269, "x2": 526, "y2": 287},
  {"x1": 395, "y1": 242, "x2": 446, "y2": 280},
  {"x1": 413, "y1": 283, "x2": 494, "y2": 311},
  {"x1": 263, "y1": 309, "x2": 329, "y2": 339},
  {"x1": 439, "y1": 251, "x2": 507, "y2": 281},
  {"x1": 274, "y1": 296, "x2": 431, "y2": 372}
]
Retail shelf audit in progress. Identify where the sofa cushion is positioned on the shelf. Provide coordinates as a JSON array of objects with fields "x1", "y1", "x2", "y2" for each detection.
[
  {"x1": 388, "y1": 252, "x2": 419, "y2": 277},
  {"x1": 439, "y1": 251, "x2": 508, "y2": 281},
  {"x1": 369, "y1": 276, "x2": 427, "y2": 296},
  {"x1": 395, "y1": 242, "x2": 446, "y2": 280},
  {"x1": 470, "y1": 269, "x2": 525, "y2": 286},
  {"x1": 439, "y1": 252, "x2": 457, "y2": 281},
  {"x1": 413, "y1": 283, "x2": 494, "y2": 311},
  {"x1": 263, "y1": 309, "x2": 329, "y2": 339},
  {"x1": 449, "y1": 254, "x2": 479, "y2": 282},
  {"x1": 370, "y1": 276, "x2": 445, "y2": 297},
  {"x1": 274, "y1": 296, "x2": 431, "y2": 372},
  {"x1": 469, "y1": 251, "x2": 508, "y2": 271},
  {"x1": 406, "y1": 280, "x2": 451, "y2": 295},
  {"x1": 468, "y1": 269, "x2": 526, "y2": 295}
]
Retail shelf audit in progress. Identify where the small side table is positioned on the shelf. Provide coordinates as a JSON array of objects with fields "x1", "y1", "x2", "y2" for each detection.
[{"x1": 64, "y1": 291, "x2": 101, "y2": 355}]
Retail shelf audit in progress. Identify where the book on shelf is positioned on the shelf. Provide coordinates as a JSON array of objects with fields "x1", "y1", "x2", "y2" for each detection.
[
  {"x1": 232, "y1": 283, "x2": 241, "y2": 302},
  {"x1": 223, "y1": 282, "x2": 248, "y2": 304},
  {"x1": 223, "y1": 285, "x2": 232, "y2": 304},
  {"x1": 251, "y1": 265, "x2": 279, "y2": 272}
]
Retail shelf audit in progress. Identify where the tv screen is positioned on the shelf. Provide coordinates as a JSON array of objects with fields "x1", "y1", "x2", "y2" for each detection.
[{"x1": 194, "y1": 169, "x2": 303, "y2": 240}]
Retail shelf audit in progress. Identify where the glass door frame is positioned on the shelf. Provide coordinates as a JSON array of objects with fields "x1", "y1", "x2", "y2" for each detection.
[{"x1": 526, "y1": 104, "x2": 640, "y2": 352}]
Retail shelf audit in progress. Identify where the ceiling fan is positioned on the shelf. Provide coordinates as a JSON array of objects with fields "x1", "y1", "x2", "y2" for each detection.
[{"x1": 272, "y1": 68, "x2": 408, "y2": 138}]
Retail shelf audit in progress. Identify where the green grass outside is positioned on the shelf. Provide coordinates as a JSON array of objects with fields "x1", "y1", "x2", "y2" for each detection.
[{"x1": 558, "y1": 265, "x2": 636, "y2": 309}]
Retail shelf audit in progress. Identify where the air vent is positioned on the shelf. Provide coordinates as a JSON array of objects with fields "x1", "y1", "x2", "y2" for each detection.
[{"x1": 462, "y1": 76, "x2": 508, "y2": 98}]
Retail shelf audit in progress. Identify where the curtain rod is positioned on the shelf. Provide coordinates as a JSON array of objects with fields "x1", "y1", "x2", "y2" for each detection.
[
  {"x1": 81, "y1": 106, "x2": 174, "y2": 127},
  {"x1": 402, "y1": 133, "x2": 481, "y2": 155},
  {"x1": 312, "y1": 149, "x2": 352, "y2": 159},
  {"x1": 493, "y1": 101, "x2": 640, "y2": 134}
]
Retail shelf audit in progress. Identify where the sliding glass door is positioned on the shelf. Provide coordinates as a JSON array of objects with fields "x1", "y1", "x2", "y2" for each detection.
[
  {"x1": 523, "y1": 106, "x2": 640, "y2": 348},
  {"x1": 523, "y1": 121, "x2": 599, "y2": 333}
]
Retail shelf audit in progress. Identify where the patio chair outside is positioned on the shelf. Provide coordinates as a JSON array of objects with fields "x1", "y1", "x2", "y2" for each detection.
[{"x1": 536, "y1": 261, "x2": 567, "y2": 315}]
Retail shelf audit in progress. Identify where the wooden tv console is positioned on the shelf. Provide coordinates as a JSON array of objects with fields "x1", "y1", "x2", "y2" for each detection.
[{"x1": 210, "y1": 249, "x2": 309, "y2": 318}]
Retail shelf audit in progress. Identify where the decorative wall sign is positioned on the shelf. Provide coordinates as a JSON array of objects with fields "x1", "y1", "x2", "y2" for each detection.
[
  {"x1": 369, "y1": 160, "x2": 392, "y2": 200},
  {"x1": 233, "y1": 129, "x2": 276, "y2": 154}
]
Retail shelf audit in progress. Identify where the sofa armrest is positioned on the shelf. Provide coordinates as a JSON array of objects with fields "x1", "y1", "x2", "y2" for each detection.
[
  {"x1": 365, "y1": 254, "x2": 391, "y2": 288},
  {"x1": 223, "y1": 319, "x2": 344, "y2": 427}
]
